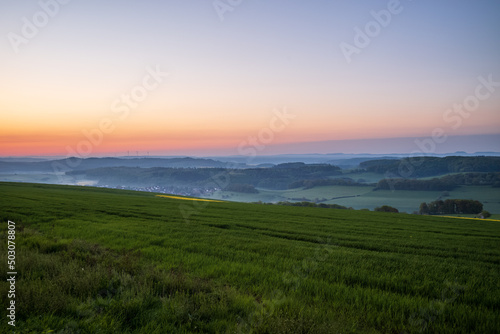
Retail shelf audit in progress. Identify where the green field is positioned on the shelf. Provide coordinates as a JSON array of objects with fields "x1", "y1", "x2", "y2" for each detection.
[
  {"x1": 337, "y1": 171, "x2": 386, "y2": 183},
  {"x1": 209, "y1": 185, "x2": 500, "y2": 214},
  {"x1": 0, "y1": 173, "x2": 73, "y2": 184},
  {"x1": 209, "y1": 185, "x2": 373, "y2": 204},
  {"x1": 3, "y1": 170, "x2": 499, "y2": 214},
  {"x1": 329, "y1": 186, "x2": 500, "y2": 214},
  {"x1": 1, "y1": 182, "x2": 499, "y2": 333}
]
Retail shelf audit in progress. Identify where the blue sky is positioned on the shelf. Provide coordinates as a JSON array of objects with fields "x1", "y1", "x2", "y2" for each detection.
[{"x1": 1, "y1": 0, "x2": 499, "y2": 155}]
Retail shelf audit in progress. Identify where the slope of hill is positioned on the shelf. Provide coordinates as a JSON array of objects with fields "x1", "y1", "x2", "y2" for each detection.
[
  {"x1": 0, "y1": 157, "x2": 233, "y2": 173},
  {"x1": 1, "y1": 182, "x2": 499, "y2": 333},
  {"x1": 360, "y1": 156, "x2": 500, "y2": 177},
  {"x1": 67, "y1": 163, "x2": 343, "y2": 189}
]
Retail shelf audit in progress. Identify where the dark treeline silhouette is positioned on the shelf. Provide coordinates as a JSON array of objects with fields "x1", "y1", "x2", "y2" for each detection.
[
  {"x1": 0, "y1": 157, "x2": 230, "y2": 172},
  {"x1": 276, "y1": 201, "x2": 350, "y2": 210},
  {"x1": 374, "y1": 205, "x2": 399, "y2": 213},
  {"x1": 376, "y1": 178, "x2": 456, "y2": 191},
  {"x1": 361, "y1": 156, "x2": 500, "y2": 177},
  {"x1": 419, "y1": 199, "x2": 483, "y2": 215},
  {"x1": 376, "y1": 172, "x2": 500, "y2": 191},
  {"x1": 440, "y1": 172, "x2": 500, "y2": 186},
  {"x1": 68, "y1": 163, "x2": 342, "y2": 190}
]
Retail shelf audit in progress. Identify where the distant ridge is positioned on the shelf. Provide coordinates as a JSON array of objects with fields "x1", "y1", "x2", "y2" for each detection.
[{"x1": 0, "y1": 157, "x2": 236, "y2": 173}]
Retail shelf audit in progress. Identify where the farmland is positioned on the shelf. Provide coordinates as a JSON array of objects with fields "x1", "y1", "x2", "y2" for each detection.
[
  {"x1": 1, "y1": 182, "x2": 499, "y2": 333},
  {"x1": 2, "y1": 156, "x2": 500, "y2": 214},
  {"x1": 209, "y1": 185, "x2": 500, "y2": 214}
]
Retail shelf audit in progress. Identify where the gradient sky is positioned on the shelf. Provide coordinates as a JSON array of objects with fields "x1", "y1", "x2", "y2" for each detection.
[{"x1": 1, "y1": 0, "x2": 499, "y2": 156}]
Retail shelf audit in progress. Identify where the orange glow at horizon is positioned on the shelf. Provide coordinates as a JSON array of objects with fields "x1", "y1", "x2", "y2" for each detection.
[
  {"x1": 2, "y1": 108, "x2": 499, "y2": 156},
  {"x1": 2, "y1": 90, "x2": 499, "y2": 156},
  {"x1": 1, "y1": 1, "x2": 499, "y2": 157}
]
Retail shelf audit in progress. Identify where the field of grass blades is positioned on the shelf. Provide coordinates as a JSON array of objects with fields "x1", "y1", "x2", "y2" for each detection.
[{"x1": 0, "y1": 182, "x2": 499, "y2": 333}]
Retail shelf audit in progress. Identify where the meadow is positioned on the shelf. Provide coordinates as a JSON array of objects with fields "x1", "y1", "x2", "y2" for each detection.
[
  {"x1": 3, "y1": 165, "x2": 499, "y2": 214},
  {"x1": 210, "y1": 184, "x2": 500, "y2": 214},
  {"x1": 209, "y1": 185, "x2": 373, "y2": 204},
  {"x1": 1, "y1": 182, "x2": 499, "y2": 333}
]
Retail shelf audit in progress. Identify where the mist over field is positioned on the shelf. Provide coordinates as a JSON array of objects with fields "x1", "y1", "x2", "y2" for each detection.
[{"x1": 2, "y1": 154, "x2": 500, "y2": 215}]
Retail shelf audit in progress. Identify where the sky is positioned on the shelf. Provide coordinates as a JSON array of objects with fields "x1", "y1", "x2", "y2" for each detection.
[{"x1": 1, "y1": 0, "x2": 499, "y2": 157}]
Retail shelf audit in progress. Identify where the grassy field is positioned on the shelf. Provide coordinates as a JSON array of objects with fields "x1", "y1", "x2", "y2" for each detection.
[
  {"x1": 337, "y1": 171, "x2": 385, "y2": 183},
  {"x1": 327, "y1": 189, "x2": 443, "y2": 212},
  {"x1": 209, "y1": 185, "x2": 500, "y2": 214},
  {"x1": 0, "y1": 173, "x2": 70, "y2": 184},
  {"x1": 441, "y1": 214, "x2": 500, "y2": 220},
  {"x1": 3, "y1": 171, "x2": 498, "y2": 214},
  {"x1": 209, "y1": 185, "x2": 373, "y2": 204},
  {"x1": 0, "y1": 172, "x2": 95, "y2": 186},
  {"x1": 1, "y1": 182, "x2": 499, "y2": 333}
]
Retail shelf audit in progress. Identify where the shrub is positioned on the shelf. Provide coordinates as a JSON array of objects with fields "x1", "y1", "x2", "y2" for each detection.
[
  {"x1": 374, "y1": 205, "x2": 399, "y2": 213},
  {"x1": 480, "y1": 210, "x2": 491, "y2": 218}
]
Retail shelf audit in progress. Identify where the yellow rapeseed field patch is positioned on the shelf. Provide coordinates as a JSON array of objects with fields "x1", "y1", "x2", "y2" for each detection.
[
  {"x1": 156, "y1": 194, "x2": 224, "y2": 202},
  {"x1": 441, "y1": 216, "x2": 500, "y2": 222}
]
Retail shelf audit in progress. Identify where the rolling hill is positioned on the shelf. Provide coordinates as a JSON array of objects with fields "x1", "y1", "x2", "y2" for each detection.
[{"x1": 0, "y1": 182, "x2": 499, "y2": 333}]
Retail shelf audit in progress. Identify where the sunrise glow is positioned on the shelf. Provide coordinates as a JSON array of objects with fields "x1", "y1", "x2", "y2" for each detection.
[{"x1": 1, "y1": 1, "x2": 499, "y2": 156}]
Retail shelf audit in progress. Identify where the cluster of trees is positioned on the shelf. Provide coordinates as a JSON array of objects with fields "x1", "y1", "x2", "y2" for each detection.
[
  {"x1": 440, "y1": 172, "x2": 500, "y2": 186},
  {"x1": 419, "y1": 199, "x2": 483, "y2": 215},
  {"x1": 376, "y1": 178, "x2": 456, "y2": 191},
  {"x1": 276, "y1": 202, "x2": 402, "y2": 213},
  {"x1": 361, "y1": 156, "x2": 500, "y2": 177},
  {"x1": 375, "y1": 172, "x2": 500, "y2": 191},
  {"x1": 0, "y1": 157, "x2": 230, "y2": 173},
  {"x1": 276, "y1": 201, "x2": 350, "y2": 210},
  {"x1": 68, "y1": 163, "x2": 343, "y2": 190},
  {"x1": 374, "y1": 205, "x2": 399, "y2": 213},
  {"x1": 66, "y1": 158, "x2": 500, "y2": 196},
  {"x1": 68, "y1": 167, "x2": 226, "y2": 187},
  {"x1": 359, "y1": 159, "x2": 399, "y2": 174}
]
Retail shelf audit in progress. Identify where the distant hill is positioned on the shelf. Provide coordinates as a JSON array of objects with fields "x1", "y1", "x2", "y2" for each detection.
[
  {"x1": 67, "y1": 163, "x2": 342, "y2": 190},
  {"x1": 325, "y1": 157, "x2": 399, "y2": 169},
  {"x1": 360, "y1": 156, "x2": 500, "y2": 177},
  {"x1": 0, "y1": 157, "x2": 233, "y2": 173}
]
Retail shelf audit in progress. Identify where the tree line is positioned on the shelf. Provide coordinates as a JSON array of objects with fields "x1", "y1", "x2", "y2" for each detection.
[
  {"x1": 276, "y1": 201, "x2": 350, "y2": 210},
  {"x1": 376, "y1": 172, "x2": 500, "y2": 191},
  {"x1": 419, "y1": 199, "x2": 483, "y2": 215},
  {"x1": 361, "y1": 156, "x2": 500, "y2": 177},
  {"x1": 67, "y1": 163, "x2": 342, "y2": 190}
]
